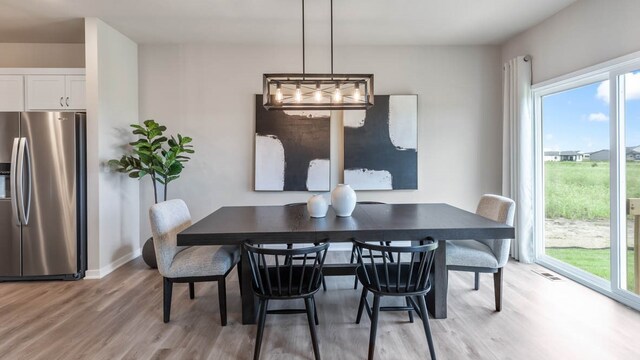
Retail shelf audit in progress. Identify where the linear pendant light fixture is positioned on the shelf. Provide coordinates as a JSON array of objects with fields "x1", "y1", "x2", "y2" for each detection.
[{"x1": 263, "y1": 0, "x2": 374, "y2": 110}]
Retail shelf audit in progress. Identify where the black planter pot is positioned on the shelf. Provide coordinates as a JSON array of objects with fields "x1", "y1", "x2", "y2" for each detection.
[{"x1": 142, "y1": 237, "x2": 157, "y2": 269}]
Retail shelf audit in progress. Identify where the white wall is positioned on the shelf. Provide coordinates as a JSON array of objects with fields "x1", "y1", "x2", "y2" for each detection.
[
  {"x1": 85, "y1": 18, "x2": 140, "y2": 277},
  {"x1": 0, "y1": 43, "x2": 85, "y2": 68},
  {"x1": 502, "y1": 0, "x2": 640, "y2": 84},
  {"x1": 138, "y1": 44, "x2": 502, "y2": 239}
]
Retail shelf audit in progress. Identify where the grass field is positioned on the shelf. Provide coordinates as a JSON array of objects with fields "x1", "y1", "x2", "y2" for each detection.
[
  {"x1": 545, "y1": 161, "x2": 640, "y2": 219},
  {"x1": 545, "y1": 161, "x2": 639, "y2": 290},
  {"x1": 546, "y1": 247, "x2": 636, "y2": 292}
]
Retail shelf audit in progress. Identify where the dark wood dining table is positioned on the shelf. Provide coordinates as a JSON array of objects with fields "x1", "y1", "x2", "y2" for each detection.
[{"x1": 177, "y1": 203, "x2": 515, "y2": 324}]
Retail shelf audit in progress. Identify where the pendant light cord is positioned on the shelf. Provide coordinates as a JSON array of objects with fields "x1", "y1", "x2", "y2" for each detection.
[
  {"x1": 302, "y1": 0, "x2": 305, "y2": 76},
  {"x1": 330, "y1": 0, "x2": 334, "y2": 76}
]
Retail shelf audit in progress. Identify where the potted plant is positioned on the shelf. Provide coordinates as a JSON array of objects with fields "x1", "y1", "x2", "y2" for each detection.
[{"x1": 108, "y1": 119, "x2": 194, "y2": 268}]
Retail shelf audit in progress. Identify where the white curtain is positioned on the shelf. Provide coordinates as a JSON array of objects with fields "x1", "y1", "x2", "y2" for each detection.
[{"x1": 502, "y1": 55, "x2": 535, "y2": 263}]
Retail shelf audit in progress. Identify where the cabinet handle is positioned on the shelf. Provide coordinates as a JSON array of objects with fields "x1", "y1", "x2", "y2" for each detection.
[
  {"x1": 66, "y1": 97, "x2": 69, "y2": 107},
  {"x1": 60, "y1": 97, "x2": 64, "y2": 107}
]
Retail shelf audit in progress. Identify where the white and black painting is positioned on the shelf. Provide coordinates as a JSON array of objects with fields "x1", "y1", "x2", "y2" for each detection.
[
  {"x1": 255, "y1": 95, "x2": 331, "y2": 191},
  {"x1": 344, "y1": 95, "x2": 418, "y2": 190}
]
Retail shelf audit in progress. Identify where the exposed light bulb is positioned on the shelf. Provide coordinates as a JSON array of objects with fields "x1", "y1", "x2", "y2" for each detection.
[
  {"x1": 275, "y1": 83, "x2": 283, "y2": 102},
  {"x1": 333, "y1": 83, "x2": 342, "y2": 103},
  {"x1": 315, "y1": 83, "x2": 322, "y2": 102},
  {"x1": 295, "y1": 83, "x2": 302, "y2": 102},
  {"x1": 353, "y1": 83, "x2": 361, "y2": 102}
]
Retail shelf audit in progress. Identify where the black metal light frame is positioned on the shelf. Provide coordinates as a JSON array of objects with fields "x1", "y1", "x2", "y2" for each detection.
[
  {"x1": 263, "y1": 74, "x2": 374, "y2": 110},
  {"x1": 263, "y1": 0, "x2": 374, "y2": 111}
]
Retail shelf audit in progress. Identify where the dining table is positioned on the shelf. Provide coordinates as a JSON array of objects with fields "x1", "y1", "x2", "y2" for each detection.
[{"x1": 177, "y1": 203, "x2": 515, "y2": 324}]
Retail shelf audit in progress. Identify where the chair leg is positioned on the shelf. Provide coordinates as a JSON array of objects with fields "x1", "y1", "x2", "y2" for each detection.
[
  {"x1": 322, "y1": 275, "x2": 327, "y2": 292},
  {"x1": 218, "y1": 278, "x2": 227, "y2": 326},
  {"x1": 351, "y1": 245, "x2": 359, "y2": 290},
  {"x1": 163, "y1": 277, "x2": 173, "y2": 323},
  {"x1": 368, "y1": 295, "x2": 381, "y2": 360},
  {"x1": 237, "y1": 260, "x2": 243, "y2": 292},
  {"x1": 417, "y1": 295, "x2": 437, "y2": 360},
  {"x1": 474, "y1": 272, "x2": 480, "y2": 291},
  {"x1": 189, "y1": 282, "x2": 195, "y2": 299},
  {"x1": 406, "y1": 297, "x2": 414, "y2": 323},
  {"x1": 493, "y1": 267, "x2": 503, "y2": 311},
  {"x1": 356, "y1": 288, "x2": 368, "y2": 324},
  {"x1": 311, "y1": 296, "x2": 320, "y2": 325},
  {"x1": 305, "y1": 297, "x2": 322, "y2": 360},
  {"x1": 253, "y1": 299, "x2": 268, "y2": 360}
]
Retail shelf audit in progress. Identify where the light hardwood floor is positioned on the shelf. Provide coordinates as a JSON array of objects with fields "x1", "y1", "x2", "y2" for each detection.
[{"x1": 1, "y1": 255, "x2": 639, "y2": 360}]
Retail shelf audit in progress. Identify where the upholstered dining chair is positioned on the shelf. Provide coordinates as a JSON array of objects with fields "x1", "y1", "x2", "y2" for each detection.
[
  {"x1": 149, "y1": 199, "x2": 241, "y2": 325},
  {"x1": 446, "y1": 194, "x2": 515, "y2": 311}
]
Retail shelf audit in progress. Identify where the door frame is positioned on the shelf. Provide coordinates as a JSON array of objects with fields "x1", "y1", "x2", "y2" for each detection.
[{"x1": 532, "y1": 51, "x2": 640, "y2": 311}]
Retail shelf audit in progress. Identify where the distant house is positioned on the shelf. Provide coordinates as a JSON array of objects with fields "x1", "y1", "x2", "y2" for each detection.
[
  {"x1": 559, "y1": 151, "x2": 583, "y2": 161},
  {"x1": 544, "y1": 151, "x2": 560, "y2": 161},
  {"x1": 627, "y1": 146, "x2": 640, "y2": 161},
  {"x1": 589, "y1": 149, "x2": 609, "y2": 161},
  {"x1": 587, "y1": 146, "x2": 640, "y2": 162},
  {"x1": 544, "y1": 150, "x2": 584, "y2": 162}
]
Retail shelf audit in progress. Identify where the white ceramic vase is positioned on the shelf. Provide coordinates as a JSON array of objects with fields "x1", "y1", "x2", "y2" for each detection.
[
  {"x1": 331, "y1": 184, "x2": 357, "y2": 217},
  {"x1": 307, "y1": 195, "x2": 329, "y2": 218}
]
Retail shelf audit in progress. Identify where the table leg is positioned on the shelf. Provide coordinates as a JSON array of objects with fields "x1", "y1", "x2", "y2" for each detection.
[
  {"x1": 241, "y1": 247, "x2": 258, "y2": 324},
  {"x1": 426, "y1": 240, "x2": 448, "y2": 319}
]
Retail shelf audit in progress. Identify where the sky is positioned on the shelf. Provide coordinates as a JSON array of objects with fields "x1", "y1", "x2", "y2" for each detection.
[{"x1": 543, "y1": 72, "x2": 640, "y2": 153}]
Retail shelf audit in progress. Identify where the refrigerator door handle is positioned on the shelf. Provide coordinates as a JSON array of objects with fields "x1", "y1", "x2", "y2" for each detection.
[
  {"x1": 16, "y1": 137, "x2": 32, "y2": 225},
  {"x1": 10, "y1": 138, "x2": 20, "y2": 225}
]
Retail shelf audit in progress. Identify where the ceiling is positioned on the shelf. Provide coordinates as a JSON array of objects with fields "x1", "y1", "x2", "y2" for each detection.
[{"x1": 0, "y1": 0, "x2": 576, "y2": 45}]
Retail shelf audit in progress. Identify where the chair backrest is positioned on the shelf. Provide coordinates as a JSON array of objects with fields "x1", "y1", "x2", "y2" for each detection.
[
  {"x1": 475, "y1": 194, "x2": 516, "y2": 267},
  {"x1": 149, "y1": 199, "x2": 192, "y2": 277},
  {"x1": 354, "y1": 239, "x2": 438, "y2": 295},
  {"x1": 244, "y1": 242, "x2": 329, "y2": 298}
]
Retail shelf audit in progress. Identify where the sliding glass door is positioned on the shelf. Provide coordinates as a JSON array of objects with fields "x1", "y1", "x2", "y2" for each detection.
[
  {"x1": 620, "y1": 69, "x2": 640, "y2": 296},
  {"x1": 540, "y1": 80, "x2": 611, "y2": 284},
  {"x1": 534, "y1": 58, "x2": 640, "y2": 310}
]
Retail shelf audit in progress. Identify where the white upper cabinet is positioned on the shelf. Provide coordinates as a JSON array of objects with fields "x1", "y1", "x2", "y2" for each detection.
[
  {"x1": 0, "y1": 75, "x2": 25, "y2": 111},
  {"x1": 26, "y1": 75, "x2": 85, "y2": 111},
  {"x1": 65, "y1": 76, "x2": 86, "y2": 110},
  {"x1": 27, "y1": 75, "x2": 66, "y2": 110}
]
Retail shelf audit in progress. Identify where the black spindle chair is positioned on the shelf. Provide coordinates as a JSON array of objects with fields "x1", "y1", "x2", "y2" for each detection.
[
  {"x1": 244, "y1": 242, "x2": 329, "y2": 360},
  {"x1": 349, "y1": 201, "x2": 394, "y2": 290},
  {"x1": 354, "y1": 239, "x2": 438, "y2": 360},
  {"x1": 285, "y1": 202, "x2": 327, "y2": 291}
]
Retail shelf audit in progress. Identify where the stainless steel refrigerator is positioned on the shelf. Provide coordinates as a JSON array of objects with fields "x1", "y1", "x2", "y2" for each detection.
[{"x1": 0, "y1": 112, "x2": 86, "y2": 281}]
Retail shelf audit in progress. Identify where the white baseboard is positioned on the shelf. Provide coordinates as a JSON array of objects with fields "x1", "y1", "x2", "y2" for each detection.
[{"x1": 85, "y1": 248, "x2": 142, "y2": 279}]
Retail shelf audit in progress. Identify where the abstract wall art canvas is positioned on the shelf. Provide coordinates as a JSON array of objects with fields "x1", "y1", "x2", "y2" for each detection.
[
  {"x1": 254, "y1": 95, "x2": 331, "y2": 191},
  {"x1": 343, "y1": 95, "x2": 418, "y2": 190}
]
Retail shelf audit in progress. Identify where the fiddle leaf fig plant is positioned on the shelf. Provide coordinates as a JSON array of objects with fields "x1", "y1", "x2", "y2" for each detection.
[{"x1": 108, "y1": 119, "x2": 194, "y2": 203}]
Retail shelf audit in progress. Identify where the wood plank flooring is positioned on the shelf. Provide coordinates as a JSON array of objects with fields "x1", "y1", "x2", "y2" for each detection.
[{"x1": 1, "y1": 254, "x2": 639, "y2": 360}]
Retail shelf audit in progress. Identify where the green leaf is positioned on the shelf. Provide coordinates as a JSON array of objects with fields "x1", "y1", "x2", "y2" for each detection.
[
  {"x1": 151, "y1": 137, "x2": 168, "y2": 146},
  {"x1": 168, "y1": 162, "x2": 183, "y2": 176},
  {"x1": 143, "y1": 119, "x2": 157, "y2": 128}
]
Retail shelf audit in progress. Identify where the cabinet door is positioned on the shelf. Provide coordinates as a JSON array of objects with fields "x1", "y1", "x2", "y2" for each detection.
[
  {"x1": 65, "y1": 75, "x2": 86, "y2": 110},
  {"x1": 26, "y1": 75, "x2": 65, "y2": 110},
  {"x1": 0, "y1": 75, "x2": 25, "y2": 111}
]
